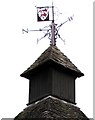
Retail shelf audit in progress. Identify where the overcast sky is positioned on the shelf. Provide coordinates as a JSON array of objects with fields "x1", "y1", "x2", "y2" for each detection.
[{"x1": 0, "y1": 0, "x2": 93, "y2": 119}]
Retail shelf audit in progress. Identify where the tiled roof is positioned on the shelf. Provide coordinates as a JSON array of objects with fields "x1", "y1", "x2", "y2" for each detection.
[
  {"x1": 14, "y1": 96, "x2": 89, "y2": 120},
  {"x1": 21, "y1": 45, "x2": 84, "y2": 78}
]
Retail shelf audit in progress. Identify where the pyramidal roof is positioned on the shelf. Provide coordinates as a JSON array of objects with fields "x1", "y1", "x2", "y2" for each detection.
[{"x1": 21, "y1": 45, "x2": 84, "y2": 78}]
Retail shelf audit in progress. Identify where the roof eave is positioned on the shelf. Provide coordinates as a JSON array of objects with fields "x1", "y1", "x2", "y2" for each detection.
[{"x1": 20, "y1": 59, "x2": 84, "y2": 79}]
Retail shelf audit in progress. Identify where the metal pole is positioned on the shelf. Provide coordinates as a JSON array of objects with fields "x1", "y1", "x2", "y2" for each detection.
[{"x1": 51, "y1": 0, "x2": 56, "y2": 46}]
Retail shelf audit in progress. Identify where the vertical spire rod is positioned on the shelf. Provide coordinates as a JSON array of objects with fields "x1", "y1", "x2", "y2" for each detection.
[{"x1": 51, "y1": 0, "x2": 56, "y2": 46}]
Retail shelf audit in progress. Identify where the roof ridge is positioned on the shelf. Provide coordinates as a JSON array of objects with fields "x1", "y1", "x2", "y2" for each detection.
[{"x1": 27, "y1": 95, "x2": 78, "y2": 108}]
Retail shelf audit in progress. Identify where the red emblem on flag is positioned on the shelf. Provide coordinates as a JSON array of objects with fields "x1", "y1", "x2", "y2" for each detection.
[{"x1": 37, "y1": 7, "x2": 49, "y2": 21}]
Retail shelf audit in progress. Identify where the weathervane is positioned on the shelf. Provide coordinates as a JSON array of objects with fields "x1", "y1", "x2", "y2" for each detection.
[{"x1": 22, "y1": 1, "x2": 74, "y2": 46}]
